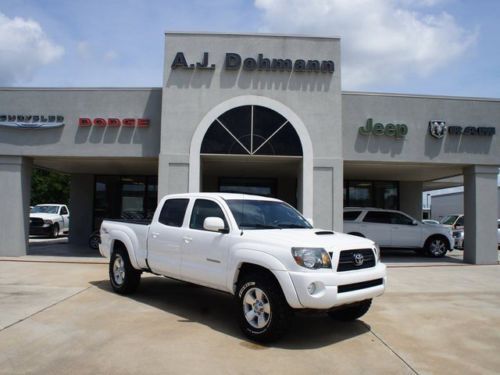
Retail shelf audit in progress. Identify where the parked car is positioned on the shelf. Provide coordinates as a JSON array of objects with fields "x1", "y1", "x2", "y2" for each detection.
[
  {"x1": 100, "y1": 193, "x2": 386, "y2": 342},
  {"x1": 453, "y1": 228, "x2": 464, "y2": 250},
  {"x1": 422, "y1": 219, "x2": 440, "y2": 225},
  {"x1": 497, "y1": 219, "x2": 500, "y2": 249},
  {"x1": 30, "y1": 204, "x2": 70, "y2": 238},
  {"x1": 343, "y1": 208, "x2": 454, "y2": 257},
  {"x1": 439, "y1": 214, "x2": 464, "y2": 229}
]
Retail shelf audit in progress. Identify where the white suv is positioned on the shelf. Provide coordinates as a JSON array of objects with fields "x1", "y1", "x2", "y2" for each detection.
[{"x1": 343, "y1": 208, "x2": 454, "y2": 257}]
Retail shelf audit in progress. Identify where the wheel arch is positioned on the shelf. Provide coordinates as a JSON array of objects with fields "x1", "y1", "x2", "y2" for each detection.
[
  {"x1": 109, "y1": 234, "x2": 140, "y2": 269},
  {"x1": 228, "y1": 249, "x2": 302, "y2": 308},
  {"x1": 424, "y1": 233, "x2": 451, "y2": 250}
]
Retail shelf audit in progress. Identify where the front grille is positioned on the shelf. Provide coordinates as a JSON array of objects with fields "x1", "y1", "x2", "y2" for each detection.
[
  {"x1": 336, "y1": 249, "x2": 375, "y2": 272},
  {"x1": 338, "y1": 278, "x2": 384, "y2": 293},
  {"x1": 30, "y1": 218, "x2": 44, "y2": 227}
]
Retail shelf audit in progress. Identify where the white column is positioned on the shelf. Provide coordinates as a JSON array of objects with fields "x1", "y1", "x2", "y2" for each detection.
[
  {"x1": 0, "y1": 156, "x2": 32, "y2": 256},
  {"x1": 463, "y1": 165, "x2": 499, "y2": 264},
  {"x1": 400, "y1": 181, "x2": 424, "y2": 220},
  {"x1": 68, "y1": 174, "x2": 94, "y2": 245}
]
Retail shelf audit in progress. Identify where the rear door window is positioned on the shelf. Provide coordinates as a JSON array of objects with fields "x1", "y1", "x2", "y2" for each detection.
[
  {"x1": 389, "y1": 212, "x2": 414, "y2": 225},
  {"x1": 363, "y1": 211, "x2": 392, "y2": 224},
  {"x1": 158, "y1": 199, "x2": 189, "y2": 227},
  {"x1": 344, "y1": 211, "x2": 361, "y2": 221}
]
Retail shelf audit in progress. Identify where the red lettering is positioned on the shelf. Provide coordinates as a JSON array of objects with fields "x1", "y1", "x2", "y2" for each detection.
[
  {"x1": 122, "y1": 118, "x2": 136, "y2": 127},
  {"x1": 137, "y1": 118, "x2": 149, "y2": 128},
  {"x1": 79, "y1": 118, "x2": 92, "y2": 127},
  {"x1": 108, "y1": 118, "x2": 121, "y2": 127},
  {"x1": 93, "y1": 118, "x2": 106, "y2": 127}
]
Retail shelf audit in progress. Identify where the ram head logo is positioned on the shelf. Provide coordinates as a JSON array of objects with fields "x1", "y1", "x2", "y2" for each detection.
[{"x1": 429, "y1": 120, "x2": 447, "y2": 139}]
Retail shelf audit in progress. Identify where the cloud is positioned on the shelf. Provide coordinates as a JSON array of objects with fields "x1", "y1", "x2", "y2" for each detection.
[
  {"x1": 255, "y1": 0, "x2": 476, "y2": 89},
  {"x1": 104, "y1": 50, "x2": 118, "y2": 61},
  {"x1": 77, "y1": 41, "x2": 91, "y2": 59},
  {"x1": 0, "y1": 12, "x2": 64, "y2": 85}
]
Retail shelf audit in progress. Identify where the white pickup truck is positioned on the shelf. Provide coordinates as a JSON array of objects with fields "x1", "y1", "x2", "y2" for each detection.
[{"x1": 100, "y1": 193, "x2": 386, "y2": 342}]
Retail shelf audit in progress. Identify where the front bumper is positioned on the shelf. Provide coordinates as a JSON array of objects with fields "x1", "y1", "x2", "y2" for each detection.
[
  {"x1": 278, "y1": 263, "x2": 387, "y2": 310},
  {"x1": 29, "y1": 224, "x2": 53, "y2": 236},
  {"x1": 454, "y1": 237, "x2": 464, "y2": 249}
]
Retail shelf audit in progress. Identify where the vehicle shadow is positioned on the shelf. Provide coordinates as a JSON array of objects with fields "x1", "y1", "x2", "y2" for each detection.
[
  {"x1": 381, "y1": 248, "x2": 464, "y2": 265},
  {"x1": 90, "y1": 276, "x2": 371, "y2": 350}
]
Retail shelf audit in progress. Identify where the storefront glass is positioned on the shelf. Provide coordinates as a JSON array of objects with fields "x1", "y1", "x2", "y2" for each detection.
[
  {"x1": 93, "y1": 175, "x2": 158, "y2": 229},
  {"x1": 344, "y1": 181, "x2": 399, "y2": 210}
]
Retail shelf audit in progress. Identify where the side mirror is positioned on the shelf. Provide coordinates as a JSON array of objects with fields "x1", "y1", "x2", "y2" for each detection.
[
  {"x1": 412, "y1": 220, "x2": 419, "y2": 225},
  {"x1": 306, "y1": 217, "x2": 314, "y2": 226},
  {"x1": 203, "y1": 217, "x2": 227, "y2": 233}
]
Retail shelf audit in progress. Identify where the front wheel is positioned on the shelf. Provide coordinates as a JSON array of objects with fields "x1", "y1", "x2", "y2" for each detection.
[
  {"x1": 50, "y1": 223, "x2": 59, "y2": 238},
  {"x1": 328, "y1": 299, "x2": 372, "y2": 321},
  {"x1": 425, "y1": 236, "x2": 449, "y2": 257},
  {"x1": 236, "y1": 273, "x2": 292, "y2": 343},
  {"x1": 109, "y1": 249, "x2": 141, "y2": 294}
]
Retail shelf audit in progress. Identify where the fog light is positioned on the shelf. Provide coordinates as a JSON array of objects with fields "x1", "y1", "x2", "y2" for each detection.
[{"x1": 307, "y1": 282, "x2": 317, "y2": 295}]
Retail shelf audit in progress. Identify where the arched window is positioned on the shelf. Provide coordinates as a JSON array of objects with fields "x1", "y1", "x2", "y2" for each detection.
[{"x1": 200, "y1": 105, "x2": 303, "y2": 156}]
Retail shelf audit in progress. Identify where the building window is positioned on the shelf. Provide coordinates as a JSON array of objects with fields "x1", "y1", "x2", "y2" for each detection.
[
  {"x1": 201, "y1": 105, "x2": 302, "y2": 156},
  {"x1": 344, "y1": 181, "x2": 399, "y2": 210},
  {"x1": 93, "y1": 175, "x2": 158, "y2": 230}
]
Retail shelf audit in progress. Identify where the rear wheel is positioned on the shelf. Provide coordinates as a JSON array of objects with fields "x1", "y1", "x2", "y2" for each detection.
[
  {"x1": 109, "y1": 249, "x2": 141, "y2": 294},
  {"x1": 88, "y1": 233, "x2": 100, "y2": 250},
  {"x1": 328, "y1": 299, "x2": 372, "y2": 321},
  {"x1": 424, "y1": 236, "x2": 449, "y2": 257},
  {"x1": 236, "y1": 272, "x2": 292, "y2": 343}
]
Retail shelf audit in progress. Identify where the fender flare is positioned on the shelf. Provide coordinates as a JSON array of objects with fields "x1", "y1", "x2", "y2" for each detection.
[
  {"x1": 227, "y1": 248, "x2": 302, "y2": 309},
  {"x1": 108, "y1": 230, "x2": 140, "y2": 269}
]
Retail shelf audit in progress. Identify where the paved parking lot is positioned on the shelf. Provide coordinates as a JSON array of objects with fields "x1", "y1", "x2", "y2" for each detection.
[{"x1": 1, "y1": 256, "x2": 500, "y2": 374}]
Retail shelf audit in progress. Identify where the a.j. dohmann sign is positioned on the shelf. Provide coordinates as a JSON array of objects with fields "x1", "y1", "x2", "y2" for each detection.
[{"x1": 171, "y1": 52, "x2": 335, "y2": 73}]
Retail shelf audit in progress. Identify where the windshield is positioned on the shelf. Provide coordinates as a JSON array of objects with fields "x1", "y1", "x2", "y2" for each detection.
[
  {"x1": 440, "y1": 215, "x2": 459, "y2": 225},
  {"x1": 226, "y1": 200, "x2": 312, "y2": 230},
  {"x1": 31, "y1": 205, "x2": 59, "y2": 214}
]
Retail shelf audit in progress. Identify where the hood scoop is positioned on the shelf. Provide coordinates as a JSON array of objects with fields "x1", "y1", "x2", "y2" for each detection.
[{"x1": 315, "y1": 230, "x2": 334, "y2": 235}]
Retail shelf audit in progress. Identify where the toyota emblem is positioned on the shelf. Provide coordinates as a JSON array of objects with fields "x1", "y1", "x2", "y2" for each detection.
[{"x1": 353, "y1": 253, "x2": 364, "y2": 266}]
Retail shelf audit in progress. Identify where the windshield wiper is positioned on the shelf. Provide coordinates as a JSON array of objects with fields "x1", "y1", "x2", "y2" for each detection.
[
  {"x1": 240, "y1": 223, "x2": 281, "y2": 229},
  {"x1": 276, "y1": 223, "x2": 309, "y2": 229}
]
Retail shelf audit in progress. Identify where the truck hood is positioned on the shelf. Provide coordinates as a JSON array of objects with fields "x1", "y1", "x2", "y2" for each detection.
[
  {"x1": 30, "y1": 213, "x2": 60, "y2": 220},
  {"x1": 240, "y1": 228, "x2": 375, "y2": 251}
]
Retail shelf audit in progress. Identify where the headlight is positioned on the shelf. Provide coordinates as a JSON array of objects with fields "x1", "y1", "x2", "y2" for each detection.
[
  {"x1": 44, "y1": 219, "x2": 53, "y2": 224},
  {"x1": 373, "y1": 244, "x2": 381, "y2": 262},
  {"x1": 291, "y1": 248, "x2": 331, "y2": 269}
]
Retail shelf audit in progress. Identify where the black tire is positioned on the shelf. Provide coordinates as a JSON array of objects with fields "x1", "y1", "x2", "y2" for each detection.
[
  {"x1": 236, "y1": 272, "x2": 293, "y2": 343},
  {"x1": 424, "y1": 235, "x2": 449, "y2": 258},
  {"x1": 328, "y1": 299, "x2": 372, "y2": 321},
  {"x1": 109, "y1": 248, "x2": 142, "y2": 295},
  {"x1": 88, "y1": 234, "x2": 100, "y2": 250},
  {"x1": 50, "y1": 223, "x2": 59, "y2": 238}
]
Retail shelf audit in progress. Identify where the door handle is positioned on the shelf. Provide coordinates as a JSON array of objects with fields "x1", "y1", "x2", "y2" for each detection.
[
  {"x1": 183, "y1": 236, "x2": 193, "y2": 243},
  {"x1": 151, "y1": 232, "x2": 160, "y2": 238}
]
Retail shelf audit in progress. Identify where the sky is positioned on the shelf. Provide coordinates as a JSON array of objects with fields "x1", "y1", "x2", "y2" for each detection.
[{"x1": 0, "y1": 0, "x2": 500, "y2": 98}]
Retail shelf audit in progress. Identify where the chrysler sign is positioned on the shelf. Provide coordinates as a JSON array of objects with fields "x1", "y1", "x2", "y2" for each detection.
[{"x1": 0, "y1": 114, "x2": 64, "y2": 129}]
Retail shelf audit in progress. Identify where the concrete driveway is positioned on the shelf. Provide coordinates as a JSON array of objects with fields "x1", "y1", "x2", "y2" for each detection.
[{"x1": 0, "y1": 259, "x2": 499, "y2": 375}]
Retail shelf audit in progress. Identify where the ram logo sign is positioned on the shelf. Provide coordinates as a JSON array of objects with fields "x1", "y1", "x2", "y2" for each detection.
[{"x1": 429, "y1": 120, "x2": 447, "y2": 139}]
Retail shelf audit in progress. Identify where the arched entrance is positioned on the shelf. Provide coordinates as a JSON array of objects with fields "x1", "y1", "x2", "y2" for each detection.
[{"x1": 189, "y1": 96, "x2": 313, "y2": 217}]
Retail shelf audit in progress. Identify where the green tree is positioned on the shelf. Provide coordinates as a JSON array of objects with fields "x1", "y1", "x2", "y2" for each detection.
[{"x1": 31, "y1": 168, "x2": 70, "y2": 206}]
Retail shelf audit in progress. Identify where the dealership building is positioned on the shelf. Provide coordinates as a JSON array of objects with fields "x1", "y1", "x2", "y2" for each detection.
[{"x1": 0, "y1": 32, "x2": 498, "y2": 264}]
